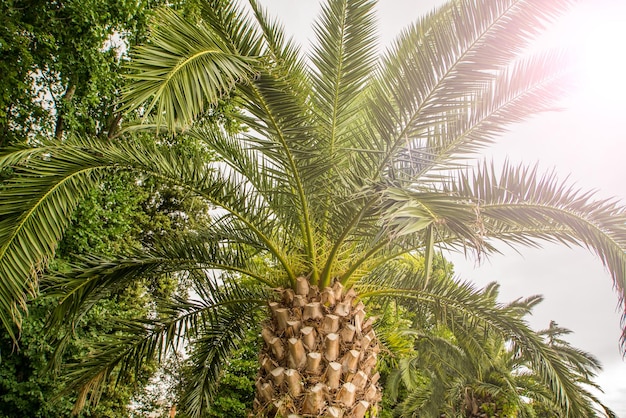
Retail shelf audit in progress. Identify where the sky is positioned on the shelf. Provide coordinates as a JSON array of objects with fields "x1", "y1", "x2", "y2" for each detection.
[{"x1": 257, "y1": 0, "x2": 626, "y2": 415}]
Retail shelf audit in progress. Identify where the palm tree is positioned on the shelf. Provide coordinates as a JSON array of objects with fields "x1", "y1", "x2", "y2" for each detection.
[
  {"x1": 2, "y1": 0, "x2": 626, "y2": 416},
  {"x1": 387, "y1": 283, "x2": 616, "y2": 417}
]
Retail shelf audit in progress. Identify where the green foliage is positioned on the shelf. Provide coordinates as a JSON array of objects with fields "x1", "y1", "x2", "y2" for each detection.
[
  {"x1": 0, "y1": 167, "x2": 166, "y2": 416},
  {"x1": 0, "y1": 0, "x2": 153, "y2": 143},
  {"x1": 0, "y1": 111, "x2": 213, "y2": 418},
  {"x1": 0, "y1": 0, "x2": 214, "y2": 145},
  {"x1": 0, "y1": 290, "x2": 153, "y2": 418},
  {"x1": 196, "y1": 329, "x2": 259, "y2": 418},
  {"x1": 0, "y1": 299, "x2": 73, "y2": 418},
  {"x1": 57, "y1": 173, "x2": 149, "y2": 258},
  {"x1": 2, "y1": 0, "x2": 626, "y2": 416}
]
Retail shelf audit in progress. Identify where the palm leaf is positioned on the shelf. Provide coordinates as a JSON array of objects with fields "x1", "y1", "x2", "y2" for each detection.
[
  {"x1": 59, "y1": 278, "x2": 266, "y2": 417},
  {"x1": 414, "y1": 51, "x2": 573, "y2": 179},
  {"x1": 179, "y1": 298, "x2": 264, "y2": 417},
  {"x1": 0, "y1": 142, "x2": 107, "y2": 339},
  {"x1": 308, "y1": 0, "x2": 378, "y2": 187},
  {"x1": 123, "y1": 8, "x2": 255, "y2": 131},
  {"x1": 376, "y1": 160, "x2": 626, "y2": 346},
  {"x1": 451, "y1": 162, "x2": 626, "y2": 340},
  {"x1": 359, "y1": 263, "x2": 594, "y2": 415},
  {"x1": 369, "y1": 0, "x2": 576, "y2": 178},
  {"x1": 44, "y1": 224, "x2": 288, "y2": 335}
]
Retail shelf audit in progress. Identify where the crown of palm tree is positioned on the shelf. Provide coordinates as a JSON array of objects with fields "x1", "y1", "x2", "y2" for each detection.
[{"x1": 1, "y1": 0, "x2": 624, "y2": 416}]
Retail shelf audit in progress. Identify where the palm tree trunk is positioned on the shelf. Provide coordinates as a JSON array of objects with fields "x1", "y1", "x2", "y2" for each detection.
[{"x1": 254, "y1": 278, "x2": 382, "y2": 417}]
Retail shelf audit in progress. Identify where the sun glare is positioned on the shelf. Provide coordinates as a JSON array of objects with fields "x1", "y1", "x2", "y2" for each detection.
[{"x1": 564, "y1": 2, "x2": 626, "y2": 107}]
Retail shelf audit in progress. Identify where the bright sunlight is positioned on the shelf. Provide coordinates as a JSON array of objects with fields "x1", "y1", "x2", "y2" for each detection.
[{"x1": 562, "y1": 1, "x2": 626, "y2": 106}]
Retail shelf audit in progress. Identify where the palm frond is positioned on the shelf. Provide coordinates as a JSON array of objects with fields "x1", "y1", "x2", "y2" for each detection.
[
  {"x1": 45, "y1": 227, "x2": 285, "y2": 333},
  {"x1": 309, "y1": 0, "x2": 378, "y2": 170},
  {"x1": 450, "y1": 161, "x2": 626, "y2": 344},
  {"x1": 123, "y1": 8, "x2": 255, "y2": 131},
  {"x1": 381, "y1": 187, "x2": 478, "y2": 240},
  {"x1": 0, "y1": 142, "x2": 106, "y2": 339},
  {"x1": 374, "y1": 158, "x2": 626, "y2": 348},
  {"x1": 58, "y1": 278, "x2": 266, "y2": 417},
  {"x1": 369, "y1": 0, "x2": 575, "y2": 178},
  {"x1": 179, "y1": 299, "x2": 264, "y2": 417},
  {"x1": 414, "y1": 50, "x2": 573, "y2": 179},
  {"x1": 188, "y1": 126, "x2": 304, "y2": 252},
  {"x1": 539, "y1": 321, "x2": 603, "y2": 383}
]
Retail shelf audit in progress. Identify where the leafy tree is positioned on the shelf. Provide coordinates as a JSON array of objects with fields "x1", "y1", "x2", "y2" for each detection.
[
  {"x1": 2, "y1": 0, "x2": 626, "y2": 417},
  {"x1": 0, "y1": 290, "x2": 157, "y2": 418},
  {"x1": 0, "y1": 184, "x2": 157, "y2": 417},
  {"x1": 0, "y1": 0, "x2": 211, "y2": 144},
  {"x1": 0, "y1": 0, "x2": 156, "y2": 144}
]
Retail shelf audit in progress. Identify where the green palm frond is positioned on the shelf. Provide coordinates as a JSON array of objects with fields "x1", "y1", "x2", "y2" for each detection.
[
  {"x1": 381, "y1": 187, "x2": 480, "y2": 243},
  {"x1": 359, "y1": 264, "x2": 593, "y2": 415},
  {"x1": 58, "y1": 276, "x2": 266, "y2": 417},
  {"x1": 376, "y1": 159, "x2": 626, "y2": 341},
  {"x1": 188, "y1": 126, "x2": 305, "y2": 253},
  {"x1": 45, "y1": 227, "x2": 286, "y2": 333},
  {"x1": 395, "y1": 365, "x2": 447, "y2": 418},
  {"x1": 504, "y1": 293, "x2": 545, "y2": 318},
  {"x1": 539, "y1": 321, "x2": 603, "y2": 384},
  {"x1": 304, "y1": 0, "x2": 384, "y2": 257},
  {"x1": 203, "y1": 1, "x2": 321, "y2": 280},
  {"x1": 45, "y1": 255, "x2": 168, "y2": 335},
  {"x1": 178, "y1": 310, "x2": 261, "y2": 417},
  {"x1": 202, "y1": 0, "x2": 315, "y2": 174},
  {"x1": 0, "y1": 143, "x2": 106, "y2": 339},
  {"x1": 246, "y1": 0, "x2": 308, "y2": 86},
  {"x1": 451, "y1": 162, "x2": 626, "y2": 328},
  {"x1": 199, "y1": 0, "x2": 264, "y2": 57},
  {"x1": 176, "y1": 278, "x2": 267, "y2": 418},
  {"x1": 123, "y1": 8, "x2": 256, "y2": 130},
  {"x1": 309, "y1": 0, "x2": 378, "y2": 165}
]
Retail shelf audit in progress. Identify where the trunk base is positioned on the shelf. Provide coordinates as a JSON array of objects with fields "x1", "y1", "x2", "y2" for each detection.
[{"x1": 253, "y1": 279, "x2": 382, "y2": 417}]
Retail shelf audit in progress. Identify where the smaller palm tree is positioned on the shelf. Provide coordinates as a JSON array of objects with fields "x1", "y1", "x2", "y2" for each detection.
[{"x1": 387, "y1": 283, "x2": 616, "y2": 417}]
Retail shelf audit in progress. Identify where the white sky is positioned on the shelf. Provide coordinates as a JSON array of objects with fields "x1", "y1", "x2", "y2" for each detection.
[{"x1": 257, "y1": 0, "x2": 626, "y2": 415}]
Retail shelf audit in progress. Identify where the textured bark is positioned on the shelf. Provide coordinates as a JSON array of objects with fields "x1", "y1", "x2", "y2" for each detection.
[{"x1": 254, "y1": 280, "x2": 382, "y2": 417}]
